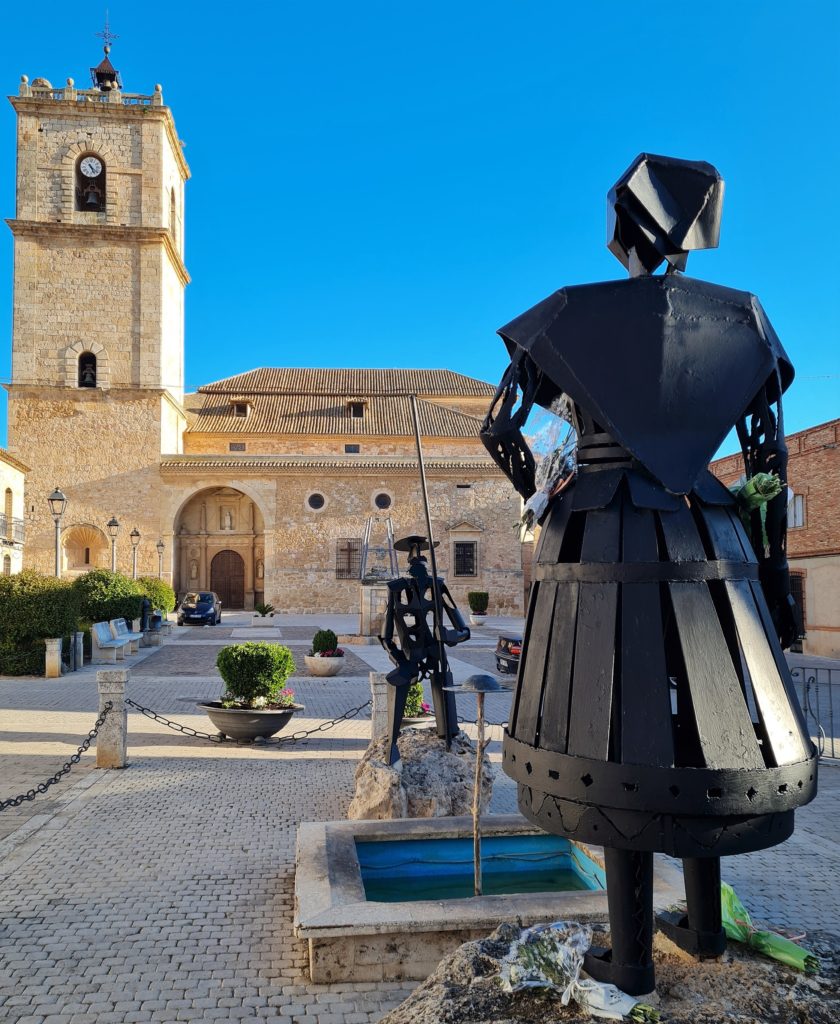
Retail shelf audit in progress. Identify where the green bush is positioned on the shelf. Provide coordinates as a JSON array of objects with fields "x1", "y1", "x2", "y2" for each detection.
[
  {"x1": 254, "y1": 602, "x2": 275, "y2": 616},
  {"x1": 404, "y1": 681, "x2": 425, "y2": 717},
  {"x1": 311, "y1": 628, "x2": 338, "y2": 655},
  {"x1": 72, "y1": 569, "x2": 144, "y2": 624},
  {"x1": 216, "y1": 642, "x2": 296, "y2": 708},
  {"x1": 467, "y1": 591, "x2": 489, "y2": 614},
  {"x1": 0, "y1": 570, "x2": 81, "y2": 676},
  {"x1": 136, "y1": 576, "x2": 176, "y2": 614}
]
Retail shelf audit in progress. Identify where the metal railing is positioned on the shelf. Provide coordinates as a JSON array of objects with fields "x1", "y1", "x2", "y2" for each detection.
[
  {"x1": 791, "y1": 665, "x2": 839, "y2": 760},
  {"x1": 0, "y1": 514, "x2": 25, "y2": 544}
]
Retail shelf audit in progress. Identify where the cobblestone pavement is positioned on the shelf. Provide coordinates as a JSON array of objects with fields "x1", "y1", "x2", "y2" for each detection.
[{"x1": 1, "y1": 612, "x2": 837, "y2": 1023}]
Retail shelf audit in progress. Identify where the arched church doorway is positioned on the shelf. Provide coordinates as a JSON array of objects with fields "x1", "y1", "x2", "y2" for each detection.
[
  {"x1": 172, "y1": 487, "x2": 265, "y2": 610},
  {"x1": 211, "y1": 550, "x2": 245, "y2": 609}
]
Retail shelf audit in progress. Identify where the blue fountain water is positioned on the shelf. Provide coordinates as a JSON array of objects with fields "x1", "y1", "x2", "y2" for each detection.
[{"x1": 356, "y1": 834, "x2": 606, "y2": 902}]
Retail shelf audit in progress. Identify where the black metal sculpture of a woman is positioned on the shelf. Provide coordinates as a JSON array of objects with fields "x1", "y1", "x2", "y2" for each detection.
[{"x1": 481, "y1": 153, "x2": 818, "y2": 995}]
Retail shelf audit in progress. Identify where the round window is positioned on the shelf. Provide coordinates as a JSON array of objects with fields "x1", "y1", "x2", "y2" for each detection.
[
  {"x1": 307, "y1": 492, "x2": 325, "y2": 510},
  {"x1": 374, "y1": 492, "x2": 392, "y2": 510}
]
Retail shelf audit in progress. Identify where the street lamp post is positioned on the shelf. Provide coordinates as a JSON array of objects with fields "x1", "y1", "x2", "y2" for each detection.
[
  {"x1": 130, "y1": 528, "x2": 141, "y2": 579},
  {"x1": 156, "y1": 538, "x2": 165, "y2": 580},
  {"x1": 106, "y1": 516, "x2": 120, "y2": 572},
  {"x1": 47, "y1": 487, "x2": 68, "y2": 578}
]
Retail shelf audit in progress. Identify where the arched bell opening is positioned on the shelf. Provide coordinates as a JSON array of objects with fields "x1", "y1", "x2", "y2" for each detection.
[
  {"x1": 78, "y1": 351, "x2": 97, "y2": 388},
  {"x1": 75, "y1": 153, "x2": 107, "y2": 213},
  {"x1": 172, "y1": 486, "x2": 266, "y2": 610}
]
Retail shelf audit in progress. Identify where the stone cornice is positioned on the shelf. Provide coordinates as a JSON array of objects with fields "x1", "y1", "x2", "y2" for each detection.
[
  {"x1": 6, "y1": 220, "x2": 190, "y2": 286},
  {"x1": 160, "y1": 454, "x2": 503, "y2": 476},
  {"x1": 9, "y1": 96, "x2": 190, "y2": 180},
  {"x1": 0, "y1": 448, "x2": 30, "y2": 474}
]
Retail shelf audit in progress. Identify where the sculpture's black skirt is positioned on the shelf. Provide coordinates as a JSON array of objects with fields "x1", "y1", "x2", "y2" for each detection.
[{"x1": 503, "y1": 464, "x2": 818, "y2": 858}]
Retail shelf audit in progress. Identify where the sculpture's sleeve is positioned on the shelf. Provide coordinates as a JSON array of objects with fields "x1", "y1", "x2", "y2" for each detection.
[
  {"x1": 480, "y1": 350, "x2": 539, "y2": 500},
  {"x1": 736, "y1": 372, "x2": 799, "y2": 649}
]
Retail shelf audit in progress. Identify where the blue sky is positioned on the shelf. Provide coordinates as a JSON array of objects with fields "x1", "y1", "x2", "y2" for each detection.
[{"x1": 0, "y1": 2, "x2": 837, "y2": 452}]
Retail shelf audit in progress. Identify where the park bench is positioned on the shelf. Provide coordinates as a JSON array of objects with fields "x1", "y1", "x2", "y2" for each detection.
[
  {"x1": 110, "y1": 618, "x2": 142, "y2": 654},
  {"x1": 91, "y1": 621, "x2": 134, "y2": 663}
]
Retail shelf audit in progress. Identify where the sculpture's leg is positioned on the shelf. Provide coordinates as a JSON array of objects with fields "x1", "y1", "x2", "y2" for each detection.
[
  {"x1": 429, "y1": 669, "x2": 459, "y2": 747},
  {"x1": 385, "y1": 683, "x2": 410, "y2": 767},
  {"x1": 584, "y1": 847, "x2": 655, "y2": 996},
  {"x1": 656, "y1": 857, "x2": 726, "y2": 957}
]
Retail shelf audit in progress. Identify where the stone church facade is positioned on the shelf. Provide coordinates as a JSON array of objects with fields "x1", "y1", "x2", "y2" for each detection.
[{"x1": 3, "y1": 58, "x2": 523, "y2": 614}]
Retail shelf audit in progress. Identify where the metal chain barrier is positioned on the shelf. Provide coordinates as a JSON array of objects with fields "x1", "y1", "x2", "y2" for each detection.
[
  {"x1": 0, "y1": 701, "x2": 113, "y2": 812},
  {"x1": 125, "y1": 697, "x2": 372, "y2": 746}
]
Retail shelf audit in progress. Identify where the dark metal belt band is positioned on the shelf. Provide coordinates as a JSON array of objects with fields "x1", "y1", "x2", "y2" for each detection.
[{"x1": 533, "y1": 560, "x2": 759, "y2": 583}]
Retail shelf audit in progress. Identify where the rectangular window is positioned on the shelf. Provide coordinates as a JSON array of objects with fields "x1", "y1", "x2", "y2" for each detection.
[
  {"x1": 229, "y1": 442, "x2": 246, "y2": 452},
  {"x1": 456, "y1": 484, "x2": 471, "y2": 489},
  {"x1": 345, "y1": 443, "x2": 360, "y2": 453},
  {"x1": 454, "y1": 541, "x2": 477, "y2": 577},
  {"x1": 336, "y1": 538, "x2": 362, "y2": 579},
  {"x1": 349, "y1": 402, "x2": 365, "y2": 418},
  {"x1": 788, "y1": 493, "x2": 805, "y2": 528},
  {"x1": 789, "y1": 571, "x2": 806, "y2": 634}
]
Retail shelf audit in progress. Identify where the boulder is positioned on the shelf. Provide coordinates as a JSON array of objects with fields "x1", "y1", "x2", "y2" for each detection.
[
  {"x1": 347, "y1": 728, "x2": 493, "y2": 820},
  {"x1": 380, "y1": 922, "x2": 840, "y2": 1024}
]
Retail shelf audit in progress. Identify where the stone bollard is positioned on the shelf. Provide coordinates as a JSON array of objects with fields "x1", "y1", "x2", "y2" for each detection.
[
  {"x1": 44, "y1": 638, "x2": 62, "y2": 678},
  {"x1": 74, "y1": 631, "x2": 85, "y2": 669},
  {"x1": 369, "y1": 672, "x2": 390, "y2": 744},
  {"x1": 96, "y1": 669, "x2": 129, "y2": 769}
]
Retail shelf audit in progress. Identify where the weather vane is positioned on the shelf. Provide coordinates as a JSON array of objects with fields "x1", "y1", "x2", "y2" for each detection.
[{"x1": 96, "y1": 11, "x2": 119, "y2": 50}]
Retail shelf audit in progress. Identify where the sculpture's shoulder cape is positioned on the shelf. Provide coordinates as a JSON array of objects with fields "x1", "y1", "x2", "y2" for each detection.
[{"x1": 498, "y1": 275, "x2": 794, "y2": 494}]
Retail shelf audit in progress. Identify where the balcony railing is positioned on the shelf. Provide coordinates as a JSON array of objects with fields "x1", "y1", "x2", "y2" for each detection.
[
  {"x1": 0, "y1": 514, "x2": 25, "y2": 544},
  {"x1": 19, "y1": 81, "x2": 163, "y2": 107}
]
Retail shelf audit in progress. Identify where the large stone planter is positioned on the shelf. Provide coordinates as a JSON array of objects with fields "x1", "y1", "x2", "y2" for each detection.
[
  {"x1": 197, "y1": 701, "x2": 304, "y2": 741},
  {"x1": 251, "y1": 614, "x2": 277, "y2": 628},
  {"x1": 469, "y1": 614, "x2": 487, "y2": 626},
  {"x1": 305, "y1": 655, "x2": 344, "y2": 677}
]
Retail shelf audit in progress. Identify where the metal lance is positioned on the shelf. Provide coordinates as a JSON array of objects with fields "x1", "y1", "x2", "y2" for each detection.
[{"x1": 409, "y1": 393, "x2": 449, "y2": 734}]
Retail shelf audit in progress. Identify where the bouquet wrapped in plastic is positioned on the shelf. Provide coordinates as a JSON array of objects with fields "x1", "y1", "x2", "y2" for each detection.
[
  {"x1": 720, "y1": 883, "x2": 819, "y2": 974},
  {"x1": 498, "y1": 921, "x2": 659, "y2": 1021}
]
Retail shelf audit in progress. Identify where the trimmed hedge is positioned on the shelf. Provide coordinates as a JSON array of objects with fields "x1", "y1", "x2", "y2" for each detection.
[
  {"x1": 136, "y1": 576, "x2": 176, "y2": 614},
  {"x1": 467, "y1": 591, "x2": 489, "y2": 614},
  {"x1": 216, "y1": 642, "x2": 296, "y2": 708},
  {"x1": 72, "y1": 569, "x2": 144, "y2": 624},
  {"x1": 0, "y1": 570, "x2": 81, "y2": 676},
  {"x1": 311, "y1": 628, "x2": 339, "y2": 655}
]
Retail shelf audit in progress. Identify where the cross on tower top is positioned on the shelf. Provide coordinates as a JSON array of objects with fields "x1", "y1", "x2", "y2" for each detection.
[{"x1": 96, "y1": 11, "x2": 119, "y2": 52}]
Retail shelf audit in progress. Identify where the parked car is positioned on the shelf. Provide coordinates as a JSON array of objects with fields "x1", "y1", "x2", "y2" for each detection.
[
  {"x1": 495, "y1": 634, "x2": 521, "y2": 674},
  {"x1": 177, "y1": 591, "x2": 222, "y2": 625}
]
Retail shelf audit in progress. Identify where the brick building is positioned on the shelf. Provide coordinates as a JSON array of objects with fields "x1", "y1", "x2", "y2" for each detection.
[
  {"x1": 2, "y1": 55, "x2": 524, "y2": 615},
  {"x1": 711, "y1": 418, "x2": 840, "y2": 658}
]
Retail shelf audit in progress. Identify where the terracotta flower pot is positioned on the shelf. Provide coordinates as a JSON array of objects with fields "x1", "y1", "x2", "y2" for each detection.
[{"x1": 304, "y1": 655, "x2": 344, "y2": 677}]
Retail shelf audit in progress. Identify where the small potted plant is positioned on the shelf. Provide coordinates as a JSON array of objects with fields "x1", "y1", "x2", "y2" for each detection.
[
  {"x1": 197, "y1": 641, "x2": 302, "y2": 741},
  {"x1": 401, "y1": 681, "x2": 434, "y2": 726},
  {"x1": 304, "y1": 628, "x2": 345, "y2": 677},
  {"x1": 467, "y1": 591, "x2": 489, "y2": 626},
  {"x1": 251, "y1": 602, "x2": 276, "y2": 627}
]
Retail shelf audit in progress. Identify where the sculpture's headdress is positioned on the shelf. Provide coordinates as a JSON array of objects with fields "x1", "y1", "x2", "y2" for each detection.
[{"x1": 607, "y1": 153, "x2": 724, "y2": 274}]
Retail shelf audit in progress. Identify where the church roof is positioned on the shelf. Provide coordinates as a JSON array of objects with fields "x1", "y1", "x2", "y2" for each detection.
[
  {"x1": 197, "y1": 368, "x2": 496, "y2": 398},
  {"x1": 185, "y1": 393, "x2": 484, "y2": 438},
  {"x1": 0, "y1": 448, "x2": 30, "y2": 474}
]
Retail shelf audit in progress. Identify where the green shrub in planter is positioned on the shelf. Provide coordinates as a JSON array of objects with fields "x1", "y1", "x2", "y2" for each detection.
[
  {"x1": 216, "y1": 642, "x2": 296, "y2": 708},
  {"x1": 136, "y1": 576, "x2": 176, "y2": 614},
  {"x1": 254, "y1": 602, "x2": 275, "y2": 616},
  {"x1": 311, "y1": 628, "x2": 339, "y2": 655},
  {"x1": 72, "y1": 569, "x2": 144, "y2": 624},
  {"x1": 404, "y1": 681, "x2": 425, "y2": 717},
  {"x1": 467, "y1": 591, "x2": 489, "y2": 615}
]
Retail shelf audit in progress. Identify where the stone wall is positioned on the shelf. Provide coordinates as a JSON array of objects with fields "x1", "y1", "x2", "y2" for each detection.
[{"x1": 183, "y1": 433, "x2": 489, "y2": 458}]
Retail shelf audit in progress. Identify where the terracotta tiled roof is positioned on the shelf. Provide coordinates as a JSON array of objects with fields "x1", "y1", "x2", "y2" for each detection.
[
  {"x1": 185, "y1": 394, "x2": 483, "y2": 437},
  {"x1": 198, "y1": 368, "x2": 496, "y2": 397}
]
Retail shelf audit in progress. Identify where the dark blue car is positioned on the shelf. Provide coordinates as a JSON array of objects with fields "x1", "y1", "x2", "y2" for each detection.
[{"x1": 177, "y1": 591, "x2": 222, "y2": 625}]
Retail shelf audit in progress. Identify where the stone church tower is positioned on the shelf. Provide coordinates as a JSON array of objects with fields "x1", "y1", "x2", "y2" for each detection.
[{"x1": 5, "y1": 49, "x2": 189, "y2": 576}]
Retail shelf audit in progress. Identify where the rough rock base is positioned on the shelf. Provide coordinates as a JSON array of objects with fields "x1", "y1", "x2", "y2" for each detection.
[
  {"x1": 380, "y1": 922, "x2": 840, "y2": 1024},
  {"x1": 347, "y1": 728, "x2": 493, "y2": 820}
]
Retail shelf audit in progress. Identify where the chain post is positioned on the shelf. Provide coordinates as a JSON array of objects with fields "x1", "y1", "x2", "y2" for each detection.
[{"x1": 97, "y1": 669, "x2": 128, "y2": 768}]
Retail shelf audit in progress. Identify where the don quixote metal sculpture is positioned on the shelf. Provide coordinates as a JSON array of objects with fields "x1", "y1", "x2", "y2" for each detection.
[{"x1": 481, "y1": 153, "x2": 818, "y2": 994}]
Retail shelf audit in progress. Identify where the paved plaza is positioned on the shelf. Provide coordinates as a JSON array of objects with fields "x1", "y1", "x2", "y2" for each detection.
[{"x1": 1, "y1": 612, "x2": 838, "y2": 1023}]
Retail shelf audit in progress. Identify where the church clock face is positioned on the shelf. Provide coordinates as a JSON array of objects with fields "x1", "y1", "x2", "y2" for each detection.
[{"x1": 80, "y1": 156, "x2": 103, "y2": 178}]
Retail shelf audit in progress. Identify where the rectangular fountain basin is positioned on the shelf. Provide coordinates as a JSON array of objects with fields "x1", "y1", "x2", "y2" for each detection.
[
  {"x1": 356, "y1": 833, "x2": 605, "y2": 902},
  {"x1": 294, "y1": 815, "x2": 684, "y2": 983}
]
